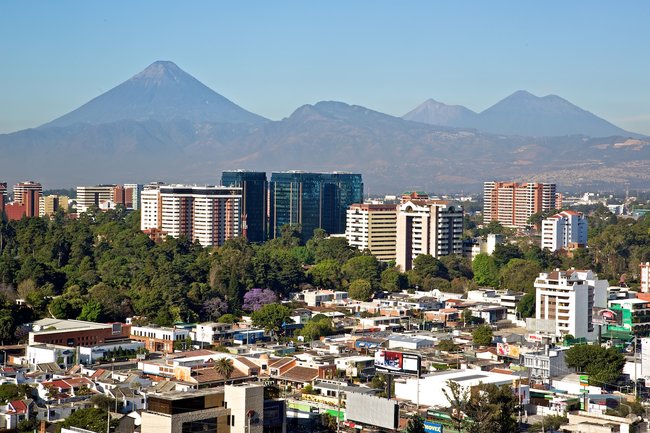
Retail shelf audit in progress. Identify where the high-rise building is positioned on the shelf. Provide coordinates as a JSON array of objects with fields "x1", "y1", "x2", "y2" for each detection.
[
  {"x1": 221, "y1": 171, "x2": 268, "y2": 243},
  {"x1": 345, "y1": 203, "x2": 397, "y2": 262},
  {"x1": 533, "y1": 269, "x2": 607, "y2": 340},
  {"x1": 76, "y1": 184, "x2": 141, "y2": 213},
  {"x1": 269, "y1": 171, "x2": 363, "y2": 240},
  {"x1": 0, "y1": 182, "x2": 6, "y2": 216},
  {"x1": 541, "y1": 210, "x2": 588, "y2": 252},
  {"x1": 140, "y1": 184, "x2": 242, "y2": 247},
  {"x1": 123, "y1": 183, "x2": 143, "y2": 210},
  {"x1": 10, "y1": 181, "x2": 42, "y2": 218},
  {"x1": 39, "y1": 195, "x2": 69, "y2": 217},
  {"x1": 13, "y1": 181, "x2": 42, "y2": 204},
  {"x1": 483, "y1": 181, "x2": 559, "y2": 229},
  {"x1": 641, "y1": 263, "x2": 650, "y2": 293},
  {"x1": 76, "y1": 185, "x2": 115, "y2": 213},
  {"x1": 396, "y1": 199, "x2": 464, "y2": 271}
]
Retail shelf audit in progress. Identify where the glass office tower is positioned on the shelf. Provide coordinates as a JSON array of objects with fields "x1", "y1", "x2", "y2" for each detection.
[
  {"x1": 269, "y1": 171, "x2": 363, "y2": 240},
  {"x1": 221, "y1": 170, "x2": 268, "y2": 243}
]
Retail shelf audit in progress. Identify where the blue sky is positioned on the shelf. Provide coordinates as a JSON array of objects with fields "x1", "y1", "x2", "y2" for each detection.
[{"x1": 2, "y1": 1, "x2": 649, "y2": 134}]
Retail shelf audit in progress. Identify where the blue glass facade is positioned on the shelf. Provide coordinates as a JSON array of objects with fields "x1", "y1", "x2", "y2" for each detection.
[
  {"x1": 269, "y1": 171, "x2": 363, "y2": 240},
  {"x1": 221, "y1": 170, "x2": 268, "y2": 243}
]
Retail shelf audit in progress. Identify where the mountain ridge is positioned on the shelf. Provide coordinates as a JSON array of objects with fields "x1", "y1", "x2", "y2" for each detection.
[
  {"x1": 403, "y1": 90, "x2": 638, "y2": 137},
  {"x1": 1, "y1": 62, "x2": 648, "y2": 193}
]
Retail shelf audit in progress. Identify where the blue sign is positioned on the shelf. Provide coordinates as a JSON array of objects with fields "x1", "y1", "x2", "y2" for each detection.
[{"x1": 424, "y1": 421, "x2": 443, "y2": 433}]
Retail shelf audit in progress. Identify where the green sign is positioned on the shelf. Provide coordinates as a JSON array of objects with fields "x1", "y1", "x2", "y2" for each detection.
[{"x1": 579, "y1": 375, "x2": 589, "y2": 385}]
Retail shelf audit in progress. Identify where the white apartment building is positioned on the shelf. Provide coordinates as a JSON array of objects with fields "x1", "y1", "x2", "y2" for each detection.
[
  {"x1": 140, "y1": 184, "x2": 242, "y2": 247},
  {"x1": 640, "y1": 262, "x2": 650, "y2": 293},
  {"x1": 533, "y1": 269, "x2": 608, "y2": 340},
  {"x1": 76, "y1": 185, "x2": 115, "y2": 213},
  {"x1": 395, "y1": 200, "x2": 464, "y2": 271},
  {"x1": 541, "y1": 211, "x2": 588, "y2": 252},
  {"x1": 345, "y1": 203, "x2": 397, "y2": 261},
  {"x1": 470, "y1": 233, "x2": 504, "y2": 260}
]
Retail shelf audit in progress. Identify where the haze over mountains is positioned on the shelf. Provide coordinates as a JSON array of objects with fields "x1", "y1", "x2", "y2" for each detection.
[
  {"x1": 1, "y1": 60, "x2": 648, "y2": 193},
  {"x1": 403, "y1": 90, "x2": 634, "y2": 137}
]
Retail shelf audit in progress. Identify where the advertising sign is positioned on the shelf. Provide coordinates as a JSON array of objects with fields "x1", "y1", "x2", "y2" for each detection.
[
  {"x1": 374, "y1": 350, "x2": 421, "y2": 375},
  {"x1": 592, "y1": 308, "x2": 622, "y2": 326},
  {"x1": 496, "y1": 342, "x2": 521, "y2": 358},
  {"x1": 424, "y1": 422, "x2": 443, "y2": 433}
]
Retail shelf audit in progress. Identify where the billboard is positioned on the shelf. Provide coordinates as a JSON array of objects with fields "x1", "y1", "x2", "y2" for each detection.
[
  {"x1": 592, "y1": 308, "x2": 622, "y2": 326},
  {"x1": 496, "y1": 342, "x2": 520, "y2": 358},
  {"x1": 374, "y1": 350, "x2": 421, "y2": 375},
  {"x1": 346, "y1": 392, "x2": 399, "y2": 430}
]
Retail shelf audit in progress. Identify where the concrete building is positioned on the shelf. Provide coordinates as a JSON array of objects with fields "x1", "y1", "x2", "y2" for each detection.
[
  {"x1": 130, "y1": 325, "x2": 191, "y2": 353},
  {"x1": 345, "y1": 203, "x2": 397, "y2": 262},
  {"x1": 470, "y1": 233, "x2": 504, "y2": 260},
  {"x1": 269, "y1": 171, "x2": 363, "y2": 240},
  {"x1": 522, "y1": 346, "x2": 569, "y2": 382},
  {"x1": 541, "y1": 210, "x2": 588, "y2": 252},
  {"x1": 641, "y1": 262, "x2": 650, "y2": 293},
  {"x1": 8, "y1": 181, "x2": 42, "y2": 218},
  {"x1": 221, "y1": 171, "x2": 268, "y2": 243},
  {"x1": 123, "y1": 183, "x2": 143, "y2": 210},
  {"x1": 394, "y1": 369, "x2": 521, "y2": 408},
  {"x1": 483, "y1": 181, "x2": 559, "y2": 229},
  {"x1": 0, "y1": 182, "x2": 5, "y2": 216},
  {"x1": 28, "y1": 318, "x2": 131, "y2": 347},
  {"x1": 140, "y1": 184, "x2": 242, "y2": 247},
  {"x1": 76, "y1": 185, "x2": 115, "y2": 213},
  {"x1": 395, "y1": 199, "x2": 464, "y2": 271},
  {"x1": 532, "y1": 269, "x2": 608, "y2": 340},
  {"x1": 607, "y1": 298, "x2": 650, "y2": 337},
  {"x1": 40, "y1": 195, "x2": 69, "y2": 217}
]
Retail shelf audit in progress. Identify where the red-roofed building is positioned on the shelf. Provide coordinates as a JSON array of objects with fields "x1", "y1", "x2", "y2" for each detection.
[{"x1": 0, "y1": 399, "x2": 34, "y2": 430}]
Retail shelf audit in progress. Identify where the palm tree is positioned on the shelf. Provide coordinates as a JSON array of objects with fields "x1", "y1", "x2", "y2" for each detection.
[{"x1": 214, "y1": 357, "x2": 235, "y2": 384}]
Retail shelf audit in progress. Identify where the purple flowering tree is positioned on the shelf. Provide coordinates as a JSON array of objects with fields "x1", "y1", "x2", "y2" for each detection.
[
  {"x1": 203, "y1": 298, "x2": 228, "y2": 320},
  {"x1": 243, "y1": 288, "x2": 278, "y2": 312}
]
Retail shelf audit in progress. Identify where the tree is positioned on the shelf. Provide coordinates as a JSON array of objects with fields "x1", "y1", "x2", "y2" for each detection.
[
  {"x1": 516, "y1": 292, "x2": 536, "y2": 318},
  {"x1": 492, "y1": 244, "x2": 523, "y2": 268},
  {"x1": 528, "y1": 415, "x2": 568, "y2": 432},
  {"x1": 300, "y1": 316, "x2": 333, "y2": 341},
  {"x1": 308, "y1": 259, "x2": 342, "y2": 290},
  {"x1": 412, "y1": 254, "x2": 449, "y2": 281},
  {"x1": 61, "y1": 407, "x2": 112, "y2": 433},
  {"x1": 439, "y1": 255, "x2": 473, "y2": 280},
  {"x1": 217, "y1": 313, "x2": 239, "y2": 324},
  {"x1": 472, "y1": 254, "x2": 499, "y2": 287},
  {"x1": 380, "y1": 267, "x2": 408, "y2": 292},
  {"x1": 341, "y1": 256, "x2": 381, "y2": 288},
  {"x1": 565, "y1": 344, "x2": 625, "y2": 385},
  {"x1": 242, "y1": 288, "x2": 278, "y2": 312},
  {"x1": 77, "y1": 299, "x2": 103, "y2": 322},
  {"x1": 348, "y1": 279, "x2": 373, "y2": 302},
  {"x1": 0, "y1": 383, "x2": 23, "y2": 403},
  {"x1": 498, "y1": 258, "x2": 541, "y2": 293},
  {"x1": 203, "y1": 297, "x2": 228, "y2": 320},
  {"x1": 437, "y1": 339, "x2": 459, "y2": 352},
  {"x1": 214, "y1": 357, "x2": 235, "y2": 383},
  {"x1": 406, "y1": 414, "x2": 425, "y2": 433},
  {"x1": 472, "y1": 325, "x2": 493, "y2": 346},
  {"x1": 251, "y1": 303, "x2": 292, "y2": 340}
]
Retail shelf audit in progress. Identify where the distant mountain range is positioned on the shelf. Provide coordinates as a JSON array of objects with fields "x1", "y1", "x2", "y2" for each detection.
[
  {"x1": 1, "y1": 61, "x2": 648, "y2": 193},
  {"x1": 403, "y1": 90, "x2": 635, "y2": 137}
]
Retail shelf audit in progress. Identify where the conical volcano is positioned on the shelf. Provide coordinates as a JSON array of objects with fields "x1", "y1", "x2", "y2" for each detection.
[{"x1": 43, "y1": 60, "x2": 267, "y2": 127}]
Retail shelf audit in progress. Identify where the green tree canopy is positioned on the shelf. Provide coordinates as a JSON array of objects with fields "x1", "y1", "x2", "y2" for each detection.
[
  {"x1": 251, "y1": 303, "x2": 292, "y2": 339},
  {"x1": 406, "y1": 415, "x2": 425, "y2": 433},
  {"x1": 308, "y1": 259, "x2": 342, "y2": 290},
  {"x1": 472, "y1": 254, "x2": 499, "y2": 287},
  {"x1": 565, "y1": 344, "x2": 625, "y2": 385},
  {"x1": 472, "y1": 325, "x2": 493, "y2": 346},
  {"x1": 341, "y1": 255, "x2": 381, "y2": 288},
  {"x1": 348, "y1": 279, "x2": 374, "y2": 302},
  {"x1": 516, "y1": 292, "x2": 536, "y2": 318},
  {"x1": 61, "y1": 407, "x2": 112, "y2": 433},
  {"x1": 498, "y1": 258, "x2": 541, "y2": 293}
]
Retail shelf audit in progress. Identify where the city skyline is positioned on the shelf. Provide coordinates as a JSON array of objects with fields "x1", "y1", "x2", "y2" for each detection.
[{"x1": 1, "y1": 1, "x2": 650, "y2": 135}]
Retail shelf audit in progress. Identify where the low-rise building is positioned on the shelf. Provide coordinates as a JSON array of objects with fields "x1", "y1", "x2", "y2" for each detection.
[
  {"x1": 130, "y1": 325, "x2": 190, "y2": 353},
  {"x1": 522, "y1": 346, "x2": 569, "y2": 382}
]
